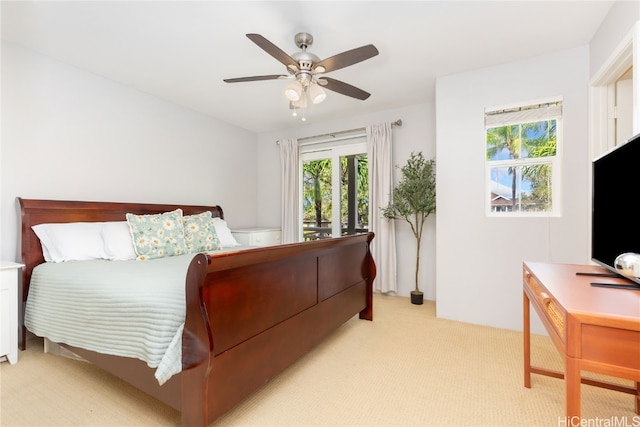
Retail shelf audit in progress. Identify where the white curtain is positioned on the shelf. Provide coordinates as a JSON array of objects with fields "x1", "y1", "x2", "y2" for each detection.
[
  {"x1": 278, "y1": 138, "x2": 300, "y2": 243},
  {"x1": 366, "y1": 123, "x2": 397, "y2": 293}
]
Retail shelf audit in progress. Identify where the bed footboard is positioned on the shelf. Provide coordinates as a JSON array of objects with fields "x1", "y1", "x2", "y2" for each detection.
[{"x1": 181, "y1": 232, "x2": 375, "y2": 426}]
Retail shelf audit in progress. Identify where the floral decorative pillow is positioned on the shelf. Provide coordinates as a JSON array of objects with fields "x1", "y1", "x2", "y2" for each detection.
[
  {"x1": 126, "y1": 209, "x2": 187, "y2": 260},
  {"x1": 184, "y1": 211, "x2": 222, "y2": 253}
]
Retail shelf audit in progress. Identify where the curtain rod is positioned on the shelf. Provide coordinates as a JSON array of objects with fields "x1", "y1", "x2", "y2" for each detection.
[
  {"x1": 276, "y1": 119, "x2": 402, "y2": 145},
  {"x1": 297, "y1": 119, "x2": 402, "y2": 143}
]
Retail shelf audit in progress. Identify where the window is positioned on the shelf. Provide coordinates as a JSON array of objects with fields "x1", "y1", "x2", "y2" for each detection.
[
  {"x1": 300, "y1": 139, "x2": 368, "y2": 240},
  {"x1": 485, "y1": 100, "x2": 562, "y2": 215}
]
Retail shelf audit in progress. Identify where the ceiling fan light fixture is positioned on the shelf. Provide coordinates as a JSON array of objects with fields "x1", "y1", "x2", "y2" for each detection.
[
  {"x1": 284, "y1": 80, "x2": 303, "y2": 101},
  {"x1": 292, "y1": 93, "x2": 308, "y2": 109},
  {"x1": 309, "y1": 83, "x2": 327, "y2": 104}
]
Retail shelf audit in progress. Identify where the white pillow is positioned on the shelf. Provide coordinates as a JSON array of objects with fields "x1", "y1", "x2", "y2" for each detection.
[
  {"x1": 211, "y1": 218, "x2": 239, "y2": 247},
  {"x1": 102, "y1": 222, "x2": 137, "y2": 261},
  {"x1": 32, "y1": 222, "x2": 108, "y2": 262}
]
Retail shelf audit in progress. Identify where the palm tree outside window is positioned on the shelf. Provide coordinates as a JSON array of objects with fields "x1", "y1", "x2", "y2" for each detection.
[{"x1": 485, "y1": 100, "x2": 562, "y2": 215}]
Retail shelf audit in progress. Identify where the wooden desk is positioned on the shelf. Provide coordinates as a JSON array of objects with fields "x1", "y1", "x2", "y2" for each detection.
[{"x1": 523, "y1": 261, "x2": 640, "y2": 418}]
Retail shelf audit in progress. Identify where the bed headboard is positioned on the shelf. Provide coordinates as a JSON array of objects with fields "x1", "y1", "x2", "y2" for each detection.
[{"x1": 17, "y1": 197, "x2": 224, "y2": 346}]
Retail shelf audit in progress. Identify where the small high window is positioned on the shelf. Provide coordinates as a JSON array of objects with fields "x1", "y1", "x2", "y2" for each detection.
[{"x1": 485, "y1": 100, "x2": 562, "y2": 215}]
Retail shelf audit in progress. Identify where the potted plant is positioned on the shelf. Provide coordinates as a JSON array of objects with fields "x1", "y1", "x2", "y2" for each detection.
[{"x1": 381, "y1": 151, "x2": 436, "y2": 305}]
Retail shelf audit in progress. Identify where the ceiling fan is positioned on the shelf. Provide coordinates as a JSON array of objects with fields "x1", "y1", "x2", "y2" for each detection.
[{"x1": 223, "y1": 33, "x2": 379, "y2": 109}]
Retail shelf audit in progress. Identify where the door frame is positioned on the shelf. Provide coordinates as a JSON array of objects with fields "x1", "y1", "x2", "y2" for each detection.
[{"x1": 589, "y1": 21, "x2": 639, "y2": 159}]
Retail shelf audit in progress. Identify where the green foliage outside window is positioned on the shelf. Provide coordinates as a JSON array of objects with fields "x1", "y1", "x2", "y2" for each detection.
[
  {"x1": 486, "y1": 120, "x2": 557, "y2": 212},
  {"x1": 302, "y1": 155, "x2": 369, "y2": 237}
]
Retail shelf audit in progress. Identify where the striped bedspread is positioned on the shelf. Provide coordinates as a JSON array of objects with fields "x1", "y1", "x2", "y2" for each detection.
[{"x1": 25, "y1": 255, "x2": 195, "y2": 385}]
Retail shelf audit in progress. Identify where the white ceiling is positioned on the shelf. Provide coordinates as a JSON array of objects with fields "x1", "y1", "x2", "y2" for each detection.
[{"x1": 1, "y1": 1, "x2": 615, "y2": 133}]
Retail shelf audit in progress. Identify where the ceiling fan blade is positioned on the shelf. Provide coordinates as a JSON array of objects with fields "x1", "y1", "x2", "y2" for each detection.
[
  {"x1": 321, "y1": 77, "x2": 371, "y2": 100},
  {"x1": 315, "y1": 44, "x2": 379, "y2": 73},
  {"x1": 246, "y1": 33, "x2": 299, "y2": 70},
  {"x1": 223, "y1": 74, "x2": 288, "y2": 83}
]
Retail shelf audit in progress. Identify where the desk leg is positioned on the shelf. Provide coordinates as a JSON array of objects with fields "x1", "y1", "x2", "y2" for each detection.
[
  {"x1": 523, "y1": 291, "x2": 531, "y2": 388},
  {"x1": 565, "y1": 356, "x2": 581, "y2": 419},
  {"x1": 635, "y1": 381, "x2": 639, "y2": 415}
]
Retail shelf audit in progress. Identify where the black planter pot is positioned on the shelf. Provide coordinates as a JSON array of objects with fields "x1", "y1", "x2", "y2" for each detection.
[{"x1": 410, "y1": 290, "x2": 424, "y2": 305}]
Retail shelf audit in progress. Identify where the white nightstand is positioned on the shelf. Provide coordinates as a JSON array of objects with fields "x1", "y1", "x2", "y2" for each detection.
[
  {"x1": 1, "y1": 261, "x2": 24, "y2": 364},
  {"x1": 232, "y1": 227, "x2": 282, "y2": 247}
]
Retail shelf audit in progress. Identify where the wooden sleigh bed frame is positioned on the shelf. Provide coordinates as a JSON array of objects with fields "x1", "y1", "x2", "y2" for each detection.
[{"x1": 18, "y1": 198, "x2": 376, "y2": 426}]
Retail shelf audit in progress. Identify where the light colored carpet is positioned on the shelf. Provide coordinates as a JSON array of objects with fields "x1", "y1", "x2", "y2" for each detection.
[{"x1": 1, "y1": 294, "x2": 636, "y2": 426}]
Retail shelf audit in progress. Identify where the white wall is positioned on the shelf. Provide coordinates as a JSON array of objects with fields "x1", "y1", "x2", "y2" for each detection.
[
  {"x1": 435, "y1": 46, "x2": 590, "y2": 334},
  {"x1": 0, "y1": 42, "x2": 259, "y2": 262},
  {"x1": 256, "y1": 103, "x2": 438, "y2": 299}
]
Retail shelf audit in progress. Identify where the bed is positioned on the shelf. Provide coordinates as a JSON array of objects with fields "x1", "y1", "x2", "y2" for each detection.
[{"x1": 17, "y1": 197, "x2": 376, "y2": 426}]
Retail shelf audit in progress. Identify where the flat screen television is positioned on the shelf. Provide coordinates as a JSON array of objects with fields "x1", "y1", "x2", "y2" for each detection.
[{"x1": 591, "y1": 132, "x2": 640, "y2": 285}]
